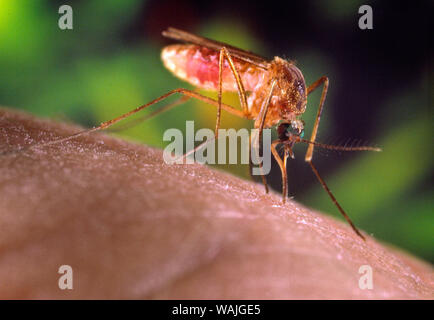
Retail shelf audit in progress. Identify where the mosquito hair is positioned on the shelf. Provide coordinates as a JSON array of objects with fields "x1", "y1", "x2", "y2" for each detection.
[{"x1": 300, "y1": 138, "x2": 382, "y2": 152}]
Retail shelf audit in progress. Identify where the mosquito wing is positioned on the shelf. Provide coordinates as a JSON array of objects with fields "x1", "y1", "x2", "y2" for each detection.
[{"x1": 162, "y1": 27, "x2": 270, "y2": 70}]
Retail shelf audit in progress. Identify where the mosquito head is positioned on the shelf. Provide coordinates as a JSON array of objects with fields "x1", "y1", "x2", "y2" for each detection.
[{"x1": 277, "y1": 120, "x2": 305, "y2": 142}]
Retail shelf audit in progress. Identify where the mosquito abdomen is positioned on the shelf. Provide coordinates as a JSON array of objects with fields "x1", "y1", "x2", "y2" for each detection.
[{"x1": 161, "y1": 44, "x2": 265, "y2": 92}]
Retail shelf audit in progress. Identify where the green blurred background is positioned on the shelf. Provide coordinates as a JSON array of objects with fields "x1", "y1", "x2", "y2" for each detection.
[{"x1": 0, "y1": 0, "x2": 432, "y2": 262}]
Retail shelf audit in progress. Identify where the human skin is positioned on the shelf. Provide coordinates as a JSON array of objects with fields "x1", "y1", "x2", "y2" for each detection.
[{"x1": 0, "y1": 107, "x2": 433, "y2": 299}]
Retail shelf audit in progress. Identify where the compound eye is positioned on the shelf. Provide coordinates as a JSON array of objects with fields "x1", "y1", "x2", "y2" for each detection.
[{"x1": 287, "y1": 125, "x2": 298, "y2": 136}]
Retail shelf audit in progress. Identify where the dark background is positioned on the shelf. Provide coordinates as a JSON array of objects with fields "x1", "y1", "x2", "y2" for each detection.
[{"x1": 0, "y1": 0, "x2": 432, "y2": 261}]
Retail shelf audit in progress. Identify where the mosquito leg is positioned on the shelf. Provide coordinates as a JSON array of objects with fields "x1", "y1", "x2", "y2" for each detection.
[
  {"x1": 248, "y1": 134, "x2": 255, "y2": 180},
  {"x1": 305, "y1": 76, "x2": 329, "y2": 162},
  {"x1": 212, "y1": 46, "x2": 251, "y2": 150},
  {"x1": 218, "y1": 47, "x2": 250, "y2": 116},
  {"x1": 108, "y1": 96, "x2": 191, "y2": 133},
  {"x1": 4, "y1": 88, "x2": 248, "y2": 156},
  {"x1": 248, "y1": 133, "x2": 268, "y2": 193},
  {"x1": 217, "y1": 47, "x2": 261, "y2": 186},
  {"x1": 252, "y1": 78, "x2": 277, "y2": 193},
  {"x1": 270, "y1": 140, "x2": 289, "y2": 203},
  {"x1": 214, "y1": 47, "x2": 228, "y2": 139},
  {"x1": 177, "y1": 47, "x2": 253, "y2": 164},
  {"x1": 304, "y1": 76, "x2": 365, "y2": 240},
  {"x1": 308, "y1": 161, "x2": 365, "y2": 240}
]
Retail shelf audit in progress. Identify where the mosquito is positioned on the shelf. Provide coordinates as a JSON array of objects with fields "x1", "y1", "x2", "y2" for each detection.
[{"x1": 9, "y1": 27, "x2": 381, "y2": 240}]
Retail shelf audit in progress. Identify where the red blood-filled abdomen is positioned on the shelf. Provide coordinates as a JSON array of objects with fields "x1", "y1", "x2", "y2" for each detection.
[{"x1": 161, "y1": 44, "x2": 265, "y2": 92}]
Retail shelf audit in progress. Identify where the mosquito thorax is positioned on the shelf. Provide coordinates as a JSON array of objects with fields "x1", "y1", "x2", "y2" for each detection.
[{"x1": 269, "y1": 57, "x2": 307, "y2": 120}]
